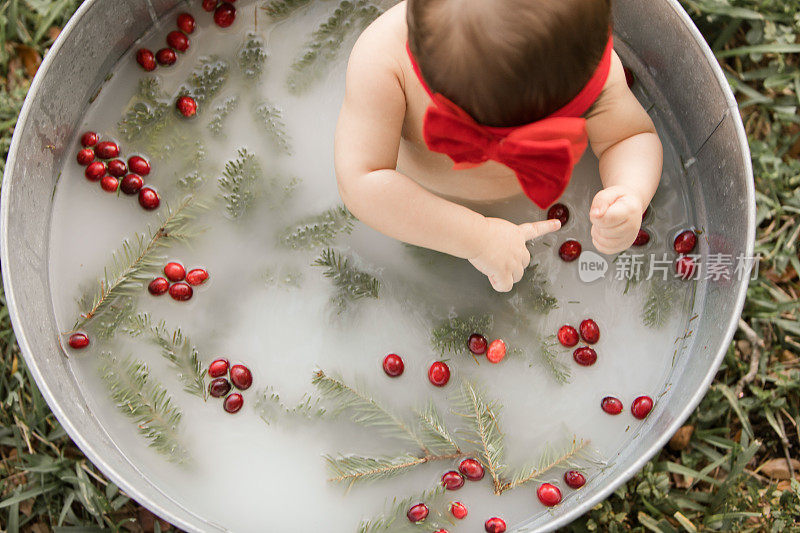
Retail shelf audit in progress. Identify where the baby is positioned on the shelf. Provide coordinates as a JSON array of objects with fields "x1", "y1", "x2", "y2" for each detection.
[{"x1": 334, "y1": 0, "x2": 662, "y2": 292}]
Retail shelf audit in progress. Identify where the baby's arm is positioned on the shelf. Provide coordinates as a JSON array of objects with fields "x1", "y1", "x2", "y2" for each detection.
[
  {"x1": 586, "y1": 53, "x2": 663, "y2": 254},
  {"x1": 335, "y1": 23, "x2": 559, "y2": 292}
]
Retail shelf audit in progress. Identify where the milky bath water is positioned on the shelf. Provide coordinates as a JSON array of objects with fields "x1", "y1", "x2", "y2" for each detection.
[{"x1": 47, "y1": 1, "x2": 699, "y2": 530}]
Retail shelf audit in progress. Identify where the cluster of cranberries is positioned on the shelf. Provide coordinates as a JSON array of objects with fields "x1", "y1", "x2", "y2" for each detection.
[
  {"x1": 557, "y1": 319, "x2": 600, "y2": 367},
  {"x1": 202, "y1": 0, "x2": 237, "y2": 28},
  {"x1": 136, "y1": 12, "x2": 195, "y2": 72},
  {"x1": 468, "y1": 333, "x2": 507, "y2": 364},
  {"x1": 535, "y1": 469, "x2": 588, "y2": 508},
  {"x1": 148, "y1": 262, "x2": 209, "y2": 301},
  {"x1": 601, "y1": 394, "x2": 654, "y2": 419},
  {"x1": 76, "y1": 132, "x2": 159, "y2": 210},
  {"x1": 382, "y1": 353, "x2": 452, "y2": 387},
  {"x1": 207, "y1": 358, "x2": 252, "y2": 413},
  {"x1": 673, "y1": 229, "x2": 699, "y2": 280}
]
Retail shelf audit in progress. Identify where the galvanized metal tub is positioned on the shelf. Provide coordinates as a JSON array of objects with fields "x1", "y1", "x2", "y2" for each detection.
[{"x1": 1, "y1": 0, "x2": 754, "y2": 531}]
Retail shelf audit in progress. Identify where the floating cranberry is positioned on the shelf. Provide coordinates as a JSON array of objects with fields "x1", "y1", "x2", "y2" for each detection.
[
  {"x1": 186, "y1": 268, "x2": 209, "y2": 286},
  {"x1": 407, "y1": 503, "x2": 428, "y2": 523},
  {"x1": 642, "y1": 206, "x2": 650, "y2": 221},
  {"x1": 486, "y1": 339, "x2": 506, "y2": 364},
  {"x1": 468, "y1": 333, "x2": 488, "y2": 355},
  {"x1": 631, "y1": 395, "x2": 654, "y2": 419},
  {"x1": 433, "y1": 530, "x2": 448, "y2": 533},
  {"x1": 169, "y1": 282, "x2": 193, "y2": 301},
  {"x1": 674, "y1": 230, "x2": 697, "y2": 254},
  {"x1": 120, "y1": 174, "x2": 144, "y2": 195},
  {"x1": 208, "y1": 358, "x2": 230, "y2": 378},
  {"x1": 138, "y1": 187, "x2": 160, "y2": 210},
  {"x1": 675, "y1": 256, "x2": 697, "y2": 280},
  {"x1": 80, "y1": 131, "x2": 98, "y2": 147},
  {"x1": 632, "y1": 229, "x2": 650, "y2": 247},
  {"x1": 573, "y1": 346, "x2": 597, "y2": 366},
  {"x1": 230, "y1": 364, "x2": 253, "y2": 390},
  {"x1": 601, "y1": 396, "x2": 623, "y2": 415},
  {"x1": 459, "y1": 458, "x2": 485, "y2": 481},
  {"x1": 547, "y1": 203, "x2": 570, "y2": 226},
  {"x1": 156, "y1": 47, "x2": 177, "y2": 66},
  {"x1": 209, "y1": 378, "x2": 231, "y2": 398},
  {"x1": 176, "y1": 95, "x2": 197, "y2": 117},
  {"x1": 164, "y1": 262, "x2": 186, "y2": 282},
  {"x1": 441, "y1": 471, "x2": 465, "y2": 491},
  {"x1": 223, "y1": 393, "x2": 243, "y2": 413},
  {"x1": 214, "y1": 2, "x2": 236, "y2": 27},
  {"x1": 76, "y1": 148, "x2": 95, "y2": 166},
  {"x1": 148, "y1": 277, "x2": 170, "y2": 296},
  {"x1": 382, "y1": 353, "x2": 404, "y2": 377},
  {"x1": 557, "y1": 325, "x2": 579, "y2": 347},
  {"x1": 68, "y1": 332, "x2": 90, "y2": 349},
  {"x1": 450, "y1": 502, "x2": 467, "y2": 520},
  {"x1": 136, "y1": 48, "x2": 156, "y2": 71},
  {"x1": 84, "y1": 161, "x2": 106, "y2": 181},
  {"x1": 624, "y1": 66, "x2": 635, "y2": 88},
  {"x1": 95, "y1": 141, "x2": 119, "y2": 160},
  {"x1": 559, "y1": 240, "x2": 581, "y2": 262},
  {"x1": 564, "y1": 470, "x2": 586, "y2": 489},
  {"x1": 428, "y1": 361, "x2": 450, "y2": 387},
  {"x1": 537, "y1": 483, "x2": 562, "y2": 506},
  {"x1": 100, "y1": 176, "x2": 119, "y2": 193},
  {"x1": 167, "y1": 30, "x2": 190, "y2": 52},
  {"x1": 127, "y1": 155, "x2": 150, "y2": 176},
  {"x1": 177, "y1": 13, "x2": 196, "y2": 33},
  {"x1": 202, "y1": 0, "x2": 217, "y2": 11},
  {"x1": 579, "y1": 319, "x2": 600, "y2": 344},
  {"x1": 107, "y1": 159, "x2": 127, "y2": 177},
  {"x1": 485, "y1": 517, "x2": 507, "y2": 533}
]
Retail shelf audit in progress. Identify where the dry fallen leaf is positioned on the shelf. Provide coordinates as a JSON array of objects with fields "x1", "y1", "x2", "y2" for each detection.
[
  {"x1": 758, "y1": 457, "x2": 800, "y2": 480},
  {"x1": 668, "y1": 425, "x2": 694, "y2": 451},
  {"x1": 14, "y1": 44, "x2": 42, "y2": 78}
]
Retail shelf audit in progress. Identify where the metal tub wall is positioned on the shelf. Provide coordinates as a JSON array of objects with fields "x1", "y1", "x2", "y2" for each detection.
[{"x1": 1, "y1": 1, "x2": 753, "y2": 532}]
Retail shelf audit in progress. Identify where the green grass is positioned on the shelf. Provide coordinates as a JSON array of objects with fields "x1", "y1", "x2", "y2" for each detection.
[{"x1": 1, "y1": 0, "x2": 799, "y2": 531}]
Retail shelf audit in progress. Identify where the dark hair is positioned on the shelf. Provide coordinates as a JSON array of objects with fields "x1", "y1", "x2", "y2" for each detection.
[{"x1": 407, "y1": 0, "x2": 612, "y2": 127}]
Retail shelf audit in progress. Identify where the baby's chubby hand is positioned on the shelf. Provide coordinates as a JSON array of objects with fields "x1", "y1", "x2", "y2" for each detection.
[
  {"x1": 469, "y1": 217, "x2": 561, "y2": 293},
  {"x1": 589, "y1": 185, "x2": 646, "y2": 254}
]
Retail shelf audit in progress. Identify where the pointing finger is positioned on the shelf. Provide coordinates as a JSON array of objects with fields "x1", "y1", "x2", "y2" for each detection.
[{"x1": 520, "y1": 219, "x2": 561, "y2": 241}]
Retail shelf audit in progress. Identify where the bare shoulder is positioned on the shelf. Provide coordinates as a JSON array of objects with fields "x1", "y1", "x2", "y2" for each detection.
[{"x1": 347, "y1": 2, "x2": 408, "y2": 84}]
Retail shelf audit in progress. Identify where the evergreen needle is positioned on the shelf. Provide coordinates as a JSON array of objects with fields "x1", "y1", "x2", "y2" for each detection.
[
  {"x1": 238, "y1": 32, "x2": 268, "y2": 81},
  {"x1": 262, "y1": 0, "x2": 313, "y2": 20},
  {"x1": 643, "y1": 278, "x2": 677, "y2": 328},
  {"x1": 218, "y1": 148, "x2": 263, "y2": 220},
  {"x1": 499, "y1": 438, "x2": 592, "y2": 493},
  {"x1": 253, "y1": 100, "x2": 292, "y2": 154},
  {"x1": 207, "y1": 95, "x2": 239, "y2": 136},
  {"x1": 358, "y1": 485, "x2": 450, "y2": 532},
  {"x1": 415, "y1": 402, "x2": 462, "y2": 455},
  {"x1": 431, "y1": 314, "x2": 492, "y2": 357},
  {"x1": 312, "y1": 249, "x2": 380, "y2": 312},
  {"x1": 279, "y1": 205, "x2": 355, "y2": 249}
]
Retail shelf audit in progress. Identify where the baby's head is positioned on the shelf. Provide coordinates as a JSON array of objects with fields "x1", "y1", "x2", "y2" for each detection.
[{"x1": 407, "y1": 0, "x2": 612, "y2": 127}]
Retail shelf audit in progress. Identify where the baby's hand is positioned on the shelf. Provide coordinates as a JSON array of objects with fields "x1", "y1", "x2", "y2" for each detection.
[
  {"x1": 589, "y1": 185, "x2": 645, "y2": 254},
  {"x1": 469, "y1": 218, "x2": 561, "y2": 292}
]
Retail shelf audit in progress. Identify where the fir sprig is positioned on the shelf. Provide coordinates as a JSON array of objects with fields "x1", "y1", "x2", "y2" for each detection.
[
  {"x1": 207, "y1": 95, "x2": 239, "y2": 136},
  {"x1": 415, "y1": 402, "x2": 461, "y2": 455},
  {"x1": 254, "y1": 100, "x2": 292, "y2": 154},
  {"x1": 499, "y1": 438, "x2": 593, "y2": 493},
  {"x1": 508, "y1": 264, "x2": 558, "y2": 314},
  {"x1": 99, "y1": 352, "x2": 188, "y2": 462},
  {"x1": 218, "y1": 148, "x2": 263, "y2": 219},
  {"x1": 262, "y1": 0, "x2": 313, "y2": 20},
  {"x1": 255, "y1": 387, "x2": 326, "y2": 425},
  {"x1": 118, "y1": 78, "x2": 170, "y2": 143},
  {"x1": 89, "y1": 297, "x2": 136, "y2": 341},
  {"x1": 312, "y1": 249, "x2": 380, "y2": 312},
  {"x1": 431, "y1": 314, "x2": 492, "y2": 357},
  {"x1": 179, "y1": 56, "x2": 230, "y2": 108},
  {"x1": 536, "y1": 337, "x2": 571, "y2": 384},
  {"x1": 279, "y1": 205, "x2": 355, "y2": 249},
  {"x1": 643, "y1": 278, "x2": 677, "y2": 328},
  {"x1": 358, "y1": 485, "x2": 451, "y2": 533},
  {"x1": 326, "y1": 454, "x2": 429, "y2": 488},
  {"x1": 238, "y1": 32, "x2": 268, "y2": 81}
]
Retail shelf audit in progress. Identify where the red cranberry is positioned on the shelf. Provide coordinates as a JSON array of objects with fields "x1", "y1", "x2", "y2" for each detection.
[
  {"x1": 167, "y1": 30, "x2": 190, "y2": 52},
  {"x1": 176, "y1": 95, "x2": 197, "y2": 117},
  {"x1": 156, "y1": 47, "x2": 177, "y2": 66},
  {"x1": 223, "y1": 393, "x2": 243, "y2": 413},
  {"x1": 486, "y1": 339, "x2": 506, "y2": 364},
  {"x1": 186, "y1": 268, "x2": 209, "y2": 286},
  {"x1": 441, "y1": 471, "x2": 465, "y2": 491},
  {"x1": 148, "y1": 277, "x2": 169, "y2": 296},
  {"x1": 642, "y1": 206, "x2": 650, "y2": 221},
  {"x1": 214, "y1": 2, "x2": 236, "y2": 27},
  {"x1": 675, "y1": 256, "x2": 697, "y2": 280},
  {"x1": 433, "y1": 530, "x2": 448, "y2": 533},
  {"x1": 84, "y1": 161, "x2": 106, "y2": 181},
  {"x1": 674, "y1": 230, "x2": 697, "y2": 254},
  {"x1": 632, "y1": 229, "x2": 650, "y2": 246},
  {"x1": 68, "y1": 332, "x2": 90, "y2": 349},
  {"x1": 208, "y1": 358, "x2": 230, "y2": 378},
  {"x1": 559, "y1": 240, "x2": 581, "y2": 262},
  {"x1": 631, "y1": 395, "x2": 654, "y2": 419},
  {"x1": 107, "y1": 159, "x2": 127, "y2": 177},
  {"x1": 537, "y1": 483, "x2": 562, "y2": 506},
  {"x1": 601, "y1": 396, "x2": 623, "y2": 415},
  {"x1": 127, "y1": 155, "x2": 150, "y2": 176},
  {"x1": 80, "y1": 131, "x2": 98, "y2": 147},
  {"x1": 428, "y1": 361, "x2": 450, "y2": 387},
  {"x1": 202, "y1": 0, "x2": 217, "y2": 11},
  {"x1": 209, "y1": 378, "x2": 231, "y2": 398},
  {"x1": 485, "y1": 517, "x2": 507, "y2": 533},
  {"x1": 136, "y1": 48, "x2": 157, "y2": 71},
  {"x1": 169, "y1": 282, "x2": 193, "y2": 301},
  {"x1": 547, "y1": 203, "x2": 570, "y2": 226},
  {"x1": 76, "y1": 148, "x2": 95, "y2": 166},
  {"x1": 557, "y1": 325, "x2": 579, "y2": 347},
  {"x1": 230, "y1": 364, "x2": 253, "y2": 390},
  {"x1": 164, "y1": 262, "x2": 186, "y2": 282},
  {"x1": 458, "y1": 458, "x2": 485, "y2": 481},
  {"x1": 573, "y1": 346, "x2": 597, "y2": 366},
  {"x1": 579, "y1": 319, "x2": 600, "y2": 344},
  {"x1": 100, "y1": 176, "x2": 119, "y2": 192},
  {"x1": 94, "y1": 141, "x2": 119, "y2": 160},
  {"x1": 120, "y1": 174, "x2": 144, "y2": 195},
  {"x1": 450, "y1": 502, "x2": 467, "y2": 520},
  {"x1": 382, "y1": 353, "x2": 404, "y2": 377},
  {"x1": 624, "y1": 66, "x2": 635, "y2": 87},
  {"x1": 468, "y1": 333, "x2": 488, "y2": 355},
  {"x1": 138, "y1": 187, "x2": 160, "y2": 210},
  {"x1": 407, "y1": 503, "x2": 428, "y2": 523},
  {"x1": 177, "y1": 13, "x2": 196, "y2": 33},
  {"x1": 564, "y1": 470, "x2": 586, "y2": 489}
]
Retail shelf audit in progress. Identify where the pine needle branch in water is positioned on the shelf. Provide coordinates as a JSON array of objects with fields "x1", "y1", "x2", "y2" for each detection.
[
  {"x1": 415, "y1": 402, "x2": 462, "y2": 455},
  {"x1": 255, "y1": 387, "x2": 326, "y2": 425},
  {"x1": 536, "y1": 337, "x2": 572, "y2": 384},
  {"x1": 508, "y1": 264, "x2": 558, "y2": 314},
  {"x1": 179, "y1": 56, "x2": 229, "y2": 108},
  {"x1": 99, "y1": 352, "x2": 188, "y2": 462},
  {"x1": 262, "y1": 0, "x2": 313, "y2": 20},
  {"x1": 358, "y1": 485, "x2": 450, "y2": 533},
  {"x1": 253, "y1": 100, "x2": 292, "y2": 154},
  {"x1": 312, "y1": 249, "x2": 380, "y2": 312},
  {"x1": 88, "y1": 296, "x2": 137, "y2": 340},
  {"x1": 218, "y1": 148, "x2": 263, "y2": 220},
  {"x1": 642, "y1": 278, "x2": 677, "y2": 328},
  {"x1": 279, "y1": 205, "x2": 355, "y2": 249},
  {"x1": 326, "y1": 454, "x2": 429, "y2": 488},
  {"x1": 431, "y1": 314, "x2": 492, "y2": 357},
  {"x1": 238, "y1": 32, "x2": 268, "y2": 81},
  {"x1": 118, "y1": 77, "x2": 171, "y2": 143},
  {"x1": 207, "y1": 95, "x2": 239, "y2": 136},
  {"x1": 499, "y1": 438, "x2": 592, "y2": 494}
]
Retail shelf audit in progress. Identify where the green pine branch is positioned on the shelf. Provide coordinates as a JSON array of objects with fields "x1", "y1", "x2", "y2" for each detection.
[
  {"x1": 262, "y1": 0, "x2": 314, "y2": 20},
  {"x1": 326, "y1": 454, "x2": 429, "y2": 488},
  {"x1": 499, "y1": 438, "x2": 594, "y2": 494},
  {"x1": 643, "y1": 278, "x2": 677, "y2": 328},
  {"x1": 238, "y1": 32, "x2": 268, "y2": 81},
  {"x1": 358, "y1": 485, "x2": 450, "y2": 533},
  {"x1": 118, "y1": 78, "x2": 171, "y2": 143},
  {"x1": 508, "y1": 264, "x2": 558, "y2": 314},
  {"x1": 179, "y1": 56, "x2": 230, "y2": 108},
  {"x1": 255, "y1": 387, "x2": 326, "y2": 425},
  {"x1": 88, "y1": 297, "x2": 137, "y2": 341},
  {"x1": 312, "y1": 249, "x2": 380, "y2": 312},
  {"x1": 218, "y1": 148, "x2": 263, "y2": 220},
  {"x1": 536, "y1": 337, "x2": 572, "y2": 384},
  {"x1": 279, "y1": 205, "x2": 355, "y2": 249},
  {"x1": 415, "y1": 402, "x2": 461, "y2": 456},
  {"x1": 253, "y1": 100, "x2": 292, "y2": 154},
  {"x1": 431, "y1": 314, "x2": 492, "y2": 357},
  {"x1": 207, "y1": 95, "x2": 239, "y2": 136}
]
